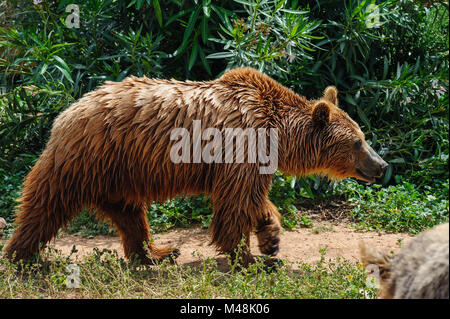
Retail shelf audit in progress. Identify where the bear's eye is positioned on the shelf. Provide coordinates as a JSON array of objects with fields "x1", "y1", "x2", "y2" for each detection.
[{"x1": 354, "y1": 139, "x2": 362, "y2": 149}]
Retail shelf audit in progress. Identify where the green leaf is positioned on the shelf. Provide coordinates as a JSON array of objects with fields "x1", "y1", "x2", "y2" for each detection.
[
  {"x1": 413, "y1": 56, "x2": 420, "y2": 74},
  {"x1": 290, "y1": 22, "x2": 299, "y2": 37},
  {"x1": 202, "y1": 0, "x2": 211, "y2": 18},
  {"x1": 206, "y1": 52, "x2": 234, "y2": 59},
  {"x1": 233, "y1": 0, "x2": 255, "y2": 6},
  {"x1": 275, "y1": 0, "x2": 286, "y2": 12},
  {"x1": 54, "y1": 65, "x2": 73, "y2": 83},
  {"x1": 188, "y1": 38, "x2": 199, "y2": 70},
  {"x1": 290, "y1": 177, "x2": 296, "y2": 189},
  {"x1": 356, "y1": 105, "x2": 371, "y2": 129},
  {"x1": 175, "y1": 6, "x2": 201, "y2": 56},
  {"x1": 127, "y1": 0, "x2": 137, "y2": 8},
  {"x1": 198, "y1": 46, "x2": 211, "y2": 76},
  {"x1": 164, "y1": 9, "x2": 190, "y2": 27},
  {"x1": 396, "y1": 63, "x2": 401, "y2": 80},
  {"x1": 299, "y1": 177, "x2": 314, "y2": 199},
  {"x1": 380, "y1": 165, "x2": 393, "y2": 184},
  {"x1": 345, "y1": 94, "x2": 357, "y2": 106},
  {"x1": 39, "y1": 63, "x2": 48, "y2": 75},
  {"x1": 201, "y1": 16, "x2": 208, "y2": 44},
  {"x1": 352, "y1": 0, "x2": 366, "y2": 17},
  {"x1": 382, "y1": 56, "x2": 388, "y2": 80},
  {"x1": 390, "y1": 158, "x2": 406, "y2": 164},
  {"x1": 153, "y1": 0, "x2": 163, "y2": 27},
  {"x1": 279, "y1": 9, "x2": 308, "y2": 15},
  {"x1": 53, "y1": 55, "x2": 71, "y2": 73}
]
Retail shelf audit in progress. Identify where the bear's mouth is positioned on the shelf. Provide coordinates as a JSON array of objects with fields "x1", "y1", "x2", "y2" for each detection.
[{"x1": 355, "y1": 168, "x2": 377, "y2": 183}]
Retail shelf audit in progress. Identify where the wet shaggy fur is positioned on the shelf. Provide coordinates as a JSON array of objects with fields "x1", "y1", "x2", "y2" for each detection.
[
  {"x1": 360, "y1": 223, "x2": 449, "y2": 299},
  {"x1": 5, "y1": 67, "x2": 369, "y2": 265}
]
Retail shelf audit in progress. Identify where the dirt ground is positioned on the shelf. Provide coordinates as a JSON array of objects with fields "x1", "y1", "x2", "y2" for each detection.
[{"x1": 41, "y1": 220, "x2": 412, "y2": 269}]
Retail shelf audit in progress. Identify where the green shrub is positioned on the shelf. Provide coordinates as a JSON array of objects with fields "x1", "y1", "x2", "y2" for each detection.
[
  {"x1": 0, "y1": 167, "x2": 22, "y2": 222},
  {"x1": 0, "y1": 87, "x2": 70, "y2": 170},
  {"x1": 146, "y1": 195, "x2": 213, "y2": 232},
  {"x1": 66, "y1": 211, "x2": 115, "y2": 237},
  {"x1": 207, "y1": 0, "x2": 322, "y2": 79},
  {"x1": 335, "y1": 179, "x2": 449, "y2": 234}
]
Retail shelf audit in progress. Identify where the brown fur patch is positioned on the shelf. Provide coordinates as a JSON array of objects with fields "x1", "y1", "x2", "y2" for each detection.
[{"x1": 360, "y1": 223, "x2": 449, "y2": 299}]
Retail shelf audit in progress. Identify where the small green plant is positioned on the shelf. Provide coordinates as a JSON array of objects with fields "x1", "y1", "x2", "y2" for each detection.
[
  {"x1": 146, "y1": 195, "x2": 213, "y2": 232},
  {"x1": 66, "y1": 211, "x2": 115, "y2": 237},
  {"x1": 336, "y1": 179, "x2": 449, "y2": 234},
  {"x1": 312, "y1": 224, "x2": 334, "y2": 234},
  {"x1": 298, "y1": 215, "x2": 314, "y2": 228}
]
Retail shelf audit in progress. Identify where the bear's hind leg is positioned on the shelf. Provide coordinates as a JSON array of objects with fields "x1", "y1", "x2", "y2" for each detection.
[
  {"x1": 5, "y1": 198, "x2": 80, "y2": 261},
  {"x1": 5, "y1": 208, "x2": 77, "y2": 262},
  {"x1": 4, "y1": 170, "x2": 81, "y2": 262},
  {"x1": 97, "y1": 201, "x2": 180, "y2": 264}
]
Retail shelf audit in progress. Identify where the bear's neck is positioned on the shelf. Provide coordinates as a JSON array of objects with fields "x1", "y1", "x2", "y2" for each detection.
[{"x1": 276, "y1": 111, "x2": 323, "y2": 177}]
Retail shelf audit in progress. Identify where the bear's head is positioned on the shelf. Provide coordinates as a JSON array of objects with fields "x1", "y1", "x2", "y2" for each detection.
[{"x1": 307, "y1": 86, "x2": 388, "y2": 182}]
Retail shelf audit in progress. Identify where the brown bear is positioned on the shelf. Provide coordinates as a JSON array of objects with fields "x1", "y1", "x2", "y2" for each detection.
[
  {"x1": 4, "y1": 67, "x2": 387, "y2": 265},
  {"x1": 360, "y1": 223, "x2": 449, "y2": 299}
]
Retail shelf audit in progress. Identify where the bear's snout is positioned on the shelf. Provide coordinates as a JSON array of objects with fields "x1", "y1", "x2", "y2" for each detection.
[
  {"x1": 380, "y1": 161, "x2": 389, "y2": 175},
  {"x1": 355, "y1": 145, "x2": 388, "y2": 182}
]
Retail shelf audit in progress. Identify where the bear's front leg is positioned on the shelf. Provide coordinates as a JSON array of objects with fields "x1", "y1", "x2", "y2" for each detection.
[
  {"x1": 209, "y1": 199, "x2": 280, "y2": 267},
  {"x1": 209, "y1": 202, "x2": 256, "y2": 268},
  {"x1": 255, "y1": 199, "x2": 281, "y2": 256},
  {"x1": 210, "y1": 171, "x2": 276, "y2": 268}
]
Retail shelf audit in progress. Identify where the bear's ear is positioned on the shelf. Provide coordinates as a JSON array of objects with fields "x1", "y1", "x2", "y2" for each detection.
[
  {"x1": 312, "y1": 101, "x2": 331, "y2": 127},
  {"x1": 323, "y1": 86, "x2": 338, "y2": 106}
]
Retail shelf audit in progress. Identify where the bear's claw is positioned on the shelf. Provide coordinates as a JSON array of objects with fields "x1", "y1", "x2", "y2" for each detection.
[
  {"x1": 170, "y1": 248, "x2": 181, "y2": 259},
  {"x1": 256, "y1": 223, "x2": 281, "y2": 256}
]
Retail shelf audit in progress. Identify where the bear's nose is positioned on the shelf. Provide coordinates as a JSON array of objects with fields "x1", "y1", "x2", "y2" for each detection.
[{"x1": 380, "y1": 161, "x2": 388, "y2": 173}]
